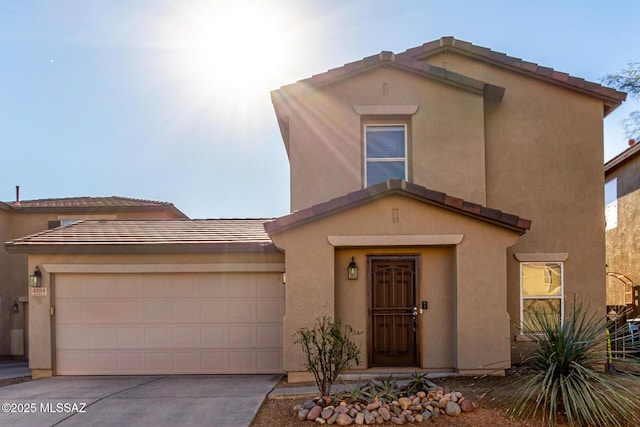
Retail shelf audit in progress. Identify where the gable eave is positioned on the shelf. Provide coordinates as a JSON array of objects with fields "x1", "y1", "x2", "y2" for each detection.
[
  {"x1": 265, "y1": 180, "x2": 531, "y2": 236},
  {"x1": 399, "y1": 36, "x2": 626, "y2": 114}
]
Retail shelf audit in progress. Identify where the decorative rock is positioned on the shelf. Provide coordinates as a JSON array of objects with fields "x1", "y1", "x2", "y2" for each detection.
[
  {"x1": 422, "y1": 410, "x2": 432, "y2": 421},
  {"x1": 327, "y1": 413, "x2": 338, "y2": 425},
  {"x1": 364, "y1": 413, "x2": 376, "y2": 425},
  {"x1": 460, "y1": 399, "x2": 475, "y2": 413},
  {"x1": 349, "y1": 408, "x2": 359, "y2": 418},
  {"x1": 308, "y1": 406, "x2": 322, "y2": 420},
  {"x1": 316, "y1": 417, "x2": 327, "y2": 424},
  {"x1": 378, "y1": 407, "x2": 391, "y2": 421},
  {"x1": 398, "y1": 397, "x2": 411, "y2": 410},
  {"x1": 303, "y1": 400, "x2": 318, "y2": 409},
  {"x1": 445, "y1": 401, "x2": 461, "y2": 417},
  {"x1": 366, "y1": 401, "x2": 381, "y2": 411},
  {"x1": 414, "y1": 414, "x2": 423, "y2": 422},
  {"x1": 322, "y1": 408, "x2": 334, "y2": 419},
  {"x1": 417, "y1": 391, "x2": 426, "y2": 398},
  {"x1": 375, "y1": 415, "x2": 384, "y2": 424},
  {"x1": 355, "y1": 412, "x2": 365, "y2": 425},
  {"x1": 298, "y1": 408, "x2": 310, "y2": 420},
  {"x1": 336, "y1": 413, "x2": 353, "y2": 426},
  {"x1": 406, "y1": 414, "x2": 415, "y2": 423},
  {"x1": 334, "y1": 406, "x2": 348, "y2": 414},
  {"x1": 390, "y1": 416, "x2": 405, "y2": 425}
]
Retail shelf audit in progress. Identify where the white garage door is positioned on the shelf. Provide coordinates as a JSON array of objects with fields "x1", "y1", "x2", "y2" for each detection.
[{"x1": 54, "y1": 272, "x2": 284, "y2": 375}]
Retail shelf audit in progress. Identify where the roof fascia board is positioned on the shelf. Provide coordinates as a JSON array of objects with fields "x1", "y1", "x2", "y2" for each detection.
[
  {"x1": 404, "y1": 42, "x2": 625, "y2": 113},
  {"x1": 4, "y1": 242, "x2": 280, "y2": 255}
]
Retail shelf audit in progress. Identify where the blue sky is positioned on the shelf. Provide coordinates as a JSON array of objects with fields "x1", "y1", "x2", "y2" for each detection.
[{"x1": 2, "y1": 1, "x2": 639, "y2": 218}]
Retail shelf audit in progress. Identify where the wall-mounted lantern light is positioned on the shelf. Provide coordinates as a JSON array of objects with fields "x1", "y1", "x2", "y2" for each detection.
[
  {"x1": 282, "y1": 270, "x2": 287, "y2": 285},
  {"x1": 29, "y1": 266, "x2": 42, "y2": 287},
  {"x1": 11, "y1": 301, "x2": 19, "y2": 314},
  {"x1": 348, "y1": 257, "x2": 358, "y2": 280}
]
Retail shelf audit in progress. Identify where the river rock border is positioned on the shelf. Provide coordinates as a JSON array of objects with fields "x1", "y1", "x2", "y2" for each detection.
[{"x1": 294, "y1": 386, "x2": 475, "y2": 425}]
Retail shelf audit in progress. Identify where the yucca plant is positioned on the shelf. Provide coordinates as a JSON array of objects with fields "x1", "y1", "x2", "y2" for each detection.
[{"x1": 509, "y1": 299, "x2": 640, "y2": 427}]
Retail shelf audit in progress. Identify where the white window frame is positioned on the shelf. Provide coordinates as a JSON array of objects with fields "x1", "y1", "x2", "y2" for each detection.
[
  {"x1": 520, "y1": 261, "x2": 564, "y2": 334},
  {"x1": 605, "y1": 178, "x2": 618, "y2": 230},
  {"x1": 364, "y1": 124, "x2": 408, "y2": 187}
]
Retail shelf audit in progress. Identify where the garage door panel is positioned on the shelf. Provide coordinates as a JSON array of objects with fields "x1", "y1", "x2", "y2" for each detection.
[
  {"x1": 256, "y1": 324, "x2": 282, "y2": 346},
  {"x1": 144, "y1": 326, "x2": 172, "y2": 346},
  {"x1": 172, "y1": 300, "x2": 200, "y2": 321},
  {"x1": 257, "y1": 300, "x2": 284, "y2": 322},
  {"x1": 229, "y1": 300, "x2": 255, "y2": 322},
  {"x1": 55, "y1": 272, "x2": 283, "y2": 374},
  {"x1": 143, "y1": 301, "x2": 172, "y2": 321},
  {"x1": 88, "y1": 327, "x2": 115, "y2": 347},
  {"x1": 117, "y1": 327, "x2": 143, "y2": 346},
  {"x1": 57, "y1": 326, "x2": 88, "y2": 347},
  {"x1": 172, "y1": 326, "x2": 199, "y2": 345},
  {"x1": 115, "y1": 352, "x2": 144, "y2": 372},
  {"x1": 56, "y1": 300, "x2": 87, "y2": 322}
]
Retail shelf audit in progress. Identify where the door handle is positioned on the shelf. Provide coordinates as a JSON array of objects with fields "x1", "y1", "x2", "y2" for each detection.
[{"x1": 412, "y1": 306, "x2": 418, "y2": 317}]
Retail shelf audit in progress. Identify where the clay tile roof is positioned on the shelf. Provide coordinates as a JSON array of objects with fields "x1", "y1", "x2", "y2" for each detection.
[
  {"x1": 4, "y1": 219, "x2": 277, "y2": 254},
  {"x1": 273, "y1": 36, "x2": 625, "y2": 116},
  {"x1": 5, "y1": 196, "x2": 187, "y2": 217},
  {"x1": 265, "y1": 179, "x2": 531, "y2": 235},
  {"x1": 274, "y1": 48, "x2": 502, "y2": 100},
  {"x1": 396, "y1": 36, "x2": 626, "y2": 112}
]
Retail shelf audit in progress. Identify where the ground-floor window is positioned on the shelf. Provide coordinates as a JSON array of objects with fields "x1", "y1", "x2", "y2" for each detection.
[{"x1": 520, "y1": 262, "x2": 563, "y2": 333}]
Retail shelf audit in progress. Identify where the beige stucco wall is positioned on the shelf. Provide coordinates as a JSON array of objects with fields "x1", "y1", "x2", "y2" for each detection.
[
  {"x1": 281, "y1": 51, "x2": 608, "y2": 365},
  {"x1": 270, "y1": 194, "x2": 520, "y2": 377},
  {"x1": 24, "y1": 251, "x2": 284, "y2": 377},
  {"x1": 287, "y1": 67, "x2": 487, "y2": 211},
  {"x1": 606, "y1": 158, "x2": 640, "y2": 309},
  {"x1": 1, "y1": 208, "x2": 183, "y2": 357},
  {"x1": 426, "y1": 54, "x2": 608, "y2": 359}
]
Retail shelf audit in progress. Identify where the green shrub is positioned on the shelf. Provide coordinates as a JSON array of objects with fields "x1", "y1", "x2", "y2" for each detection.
[
  {"x1": 509, "y1": 299, "x2": 640, "y2": 427},
  {"x1": 294, "y1": 316, "x2": 361, "y2": 397}
]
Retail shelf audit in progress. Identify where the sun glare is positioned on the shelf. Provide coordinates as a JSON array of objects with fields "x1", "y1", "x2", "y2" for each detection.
[{"x1": 170, "y1": 1, "x2": 292, "y2": 104}]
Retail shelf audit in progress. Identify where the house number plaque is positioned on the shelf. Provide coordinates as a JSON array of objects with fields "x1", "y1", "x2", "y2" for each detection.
[{"x1": 30, "y1": 287, "x2": 47, "y2": 297}]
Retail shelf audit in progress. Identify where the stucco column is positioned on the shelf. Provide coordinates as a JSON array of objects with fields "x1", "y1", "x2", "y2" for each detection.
[
  {"x1": 28, "y1": 259, "x2": 53, "y2": 378},
  {"x1": 271, "y1": 231, "x2": 336, "y2": 377},
  {"x1": 454, "y1": 233, "x2": 518, "y2": 374}
]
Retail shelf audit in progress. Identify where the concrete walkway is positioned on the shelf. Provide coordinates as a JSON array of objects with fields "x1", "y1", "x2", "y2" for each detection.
[
  {"x1": 0, "y1": 374, "x2": 281, "y2": 427},
  {"x1": 0, "y1": 360, "x2": 30, "y2": 380}
]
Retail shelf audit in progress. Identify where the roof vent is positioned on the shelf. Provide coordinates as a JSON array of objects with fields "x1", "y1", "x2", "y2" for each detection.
[
  {"x1": 15, "y1": 185, "x2": 20, "y2": 207},
  {"x1": 629, "y1": 139, "x2": 636, "y2": 147}
]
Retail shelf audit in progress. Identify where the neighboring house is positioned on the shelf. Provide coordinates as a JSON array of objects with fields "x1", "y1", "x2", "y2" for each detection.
[
  {"x1": 5, "y1": 37, "x2": 626, "y2": 379},
  {"x1": 605, "y1": 142, "x2": 640, "y2": 319},
  {"x1": 0, "y1": 195, "x2": 186, "y2": 359}
]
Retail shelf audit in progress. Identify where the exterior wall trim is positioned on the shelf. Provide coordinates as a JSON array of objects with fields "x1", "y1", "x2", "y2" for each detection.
[
  {"x1": 42, "y1": 262, "x2": 285, "y2": 274},
  {"x1": 513, "y1": 252, "x2": 569, "y2": 262},
  {"x1": 353, "y1": 105, "x2": 419, "y2": 115},
  {"x1": 327, "y1": 234, "x2": 464, "y2": 247}
]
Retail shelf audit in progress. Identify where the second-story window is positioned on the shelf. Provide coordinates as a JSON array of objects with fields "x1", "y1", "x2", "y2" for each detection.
[{"x1": 364, "y1": 124, "x2": 407, "y2": 186}]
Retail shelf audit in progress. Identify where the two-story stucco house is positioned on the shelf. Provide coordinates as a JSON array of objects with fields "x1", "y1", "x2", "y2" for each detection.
[{"x1": 5, "y1": 37, "x2": 626, "y2": 379}]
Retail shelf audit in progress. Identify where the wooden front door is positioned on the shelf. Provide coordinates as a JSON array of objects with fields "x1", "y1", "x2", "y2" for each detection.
[{"x1": 370, "y1": 258, "x2": 418, "y2": 367}]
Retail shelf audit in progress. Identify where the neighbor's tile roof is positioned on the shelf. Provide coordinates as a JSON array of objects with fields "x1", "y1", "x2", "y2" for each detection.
[
  {"x1": 5, "y1": 196, "x2": 188, "y2": 217},
  {"x1": 9, "y1": 196, "x2": 173, "y2": 209},
  {"x1": 4, "y1": 219, "x2": 277, "y2": 254},
  {"x1": 265, "y1": 179, "x2": 531, "y2": 235},
  {"x1": 605, "y1": 142, "x2": 640, "y2": 175}
]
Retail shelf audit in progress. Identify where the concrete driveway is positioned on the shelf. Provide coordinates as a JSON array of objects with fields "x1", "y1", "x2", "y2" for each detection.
[{"x1": 0, "y1": 374, "x2": 281, "y2": 427}]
